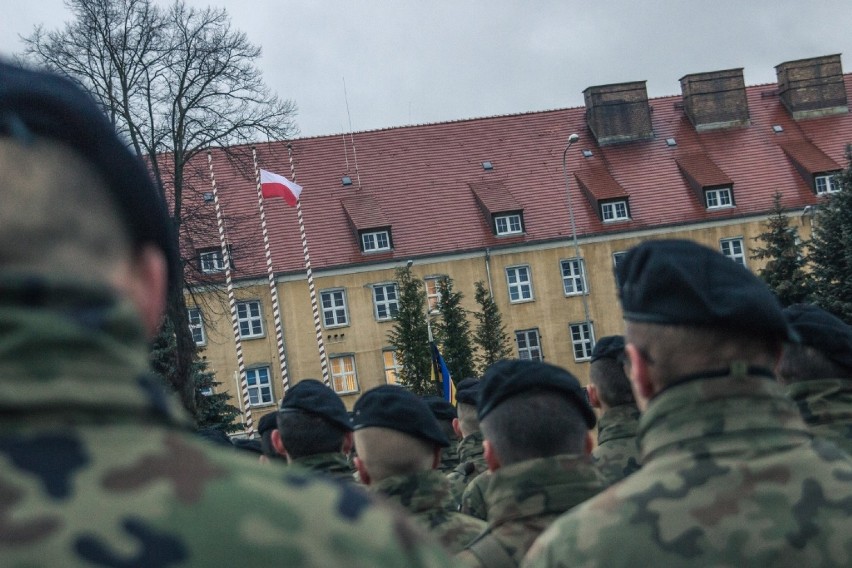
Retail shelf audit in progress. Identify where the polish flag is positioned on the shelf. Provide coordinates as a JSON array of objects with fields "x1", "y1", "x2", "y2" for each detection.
[{"x1": 260, "y1": 169, "x2": 303, "y2": 206}]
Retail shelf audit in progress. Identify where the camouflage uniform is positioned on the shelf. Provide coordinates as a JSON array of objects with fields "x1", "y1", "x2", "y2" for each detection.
[
  {"x1": 438, "y1": 441, "x2": 461, "y2": 473},
  {"x1": 785, "y1": 379, "x2": 852, "y2": 454},
  {"x1": 448, "y1": 431, "x2": 488, "y2": 502},
  {"x1": 524, "y1": 372, "x2": 852, "y2": 567},
  {"x1": 460, "y1": 470, "x2": 491, "y2": 520},
  {"x1": 372, "y1": 469, "x2": 487, "y2": 553},
  {"x1": 291, "y1": 452, "x2": 356, "y2": 481},
  {"x1": 0, "y1": 279, "x2": 454, "y2": 567},
  {"x1": 591, "y1": 403, "x2": 642, "y2": 485},
  {"x1": 457, "y1": 454, "x2": 605, "y2": 567}
]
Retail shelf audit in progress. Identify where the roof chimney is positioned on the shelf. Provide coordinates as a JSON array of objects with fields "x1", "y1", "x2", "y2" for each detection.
[
  {"x1": 679, "y1": 68, "x2": 750, "y2": 131},
  {"x1": 775, "y1": 54, "x2": 848, "y2": 120},
  {"x1": 583, "y1": 81, "x2": 653, "y2": 145}
]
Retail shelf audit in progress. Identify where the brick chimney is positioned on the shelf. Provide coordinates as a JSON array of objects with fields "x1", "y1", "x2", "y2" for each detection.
[
  {"x1": 776, "y1": 54, "x2": 848, "y2": 120},
  {"x1": 583, "y1": 81, "x2": 653, "y2": 145},
  {"x1": 680, "y1": 68, "x2": 750, "y2": 131}
]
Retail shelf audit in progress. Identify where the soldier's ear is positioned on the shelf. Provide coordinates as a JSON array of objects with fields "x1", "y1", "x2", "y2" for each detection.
[
  {"x1": 483, "y1": 439, "x2": 501, "y2": 472},
  {"x1": 452, "y1": 417, "x2": 463, "y2": 439},
  {"x1": 271, "y1": 429, "x2": 288, "y2": 458},
  {"x1": 587, "y1": 384, "x2": 601, "y2": 409},
  {"x1": 341, "y1": 431, "x2": 354, "y2": 455},
  {"x1": 625, "y1": 343, "x2": 654, "y2": 411},
  {"x1": 354, "y1": 456, "x2": 371, "y2": 485},
  {"x1": 584, "y1": 432, "x2": 593, "y2": 456},
  {"x1": 123, "y1": 244, "x2": 168, "y2": 339}
]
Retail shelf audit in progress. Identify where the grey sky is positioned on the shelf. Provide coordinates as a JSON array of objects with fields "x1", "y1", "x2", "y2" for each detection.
[{"x1": 2, "y1": 1, "x2": 851, "y2": 138}]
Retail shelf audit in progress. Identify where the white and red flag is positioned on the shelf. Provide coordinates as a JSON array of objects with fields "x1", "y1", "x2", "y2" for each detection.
[{"x1": 260, "y1": 169, "x2": 303, "y2": 206}]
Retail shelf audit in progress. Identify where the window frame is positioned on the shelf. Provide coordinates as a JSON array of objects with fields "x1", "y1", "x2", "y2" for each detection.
[
  {"x1": 360, "y1": 229, "x2": 392, "y2": 253},
  {"x1": 601, "y1": 200, "x2": 630, "y2": 222},
  {"x1": 815, "y1": 173, "x2": 840, "y2": 195},
  {"x1": 187, "y1": 307, "x2": 206, "y2": 346},
  {"x1": 319, "y1": 288, "x2": 349, "y2": 328},
  {"x1": 569, "y1": 322, "x2": 595, "y2": 362},
  {"x1": 330, "y1": 354, "x2": 360, "y2": 395},
  {"x1": 199, "y1": 248, "x2": 226, "y2": 273},
  {"x1": 372, "y1": 283, "x2": 400, "y2": 321},
  {"x1": 424, "y1": 276, "x2": 444, "y2": 314},
  {"x1": 505, "y1": 265, "x2": 534, "y2": 303},
  {"x1": 494, "y1": 212, "x2": 524, "y2": 236},
  {"x1": 704, "y1": 187, "x2": 734, "y2": 210},
  {"x1": 560, "y1": 258, "x2": 587, "y2": 296},
  {"x1": 383, "y1": 349, "x2": 401, "y2": 385},
  {"x1": 245, "y1": 366, "x2": 274, "y2": 406},
  {"x1": 236, "y1": 300, "x2": 264, "y2": 339},
  {"x1": 720, "y1": 237, "x2": 747, "y2": 267},
  {"x1": 515, "y1": 329, "x2": 543, "y2": 361}
]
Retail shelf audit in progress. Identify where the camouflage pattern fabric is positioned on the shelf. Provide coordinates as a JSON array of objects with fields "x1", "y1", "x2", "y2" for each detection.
[
  {"x1": 460, "y1": 470, "x2": 491, "y2": 520},
  {"x1": 447, "y1": 431, "x2": 488, "y2": 504},
  {"x1": 785, "y1": 378, "x2": 852, "y2": 455},
  {"x1": 372, "y1": 469, "x2": 487, "y2": 553},
  {"x1": 438, "y1": 440, "x2": 461, "y2": 473},
  {"x1": 291, "y1": 452, "x2": 357, "y2": 482},
  {"x1": 0, "y1": 277, "x2": 455, "y2": 567},
  {"x1": 591, "y1": 404, "x2": 642, "y2": 485},
  {"x1": 523, "y1": 372, "x2": 852, "y2": 567},
  {"x1": 457, "y1": 454, "x2": 606, "y2": 568}
]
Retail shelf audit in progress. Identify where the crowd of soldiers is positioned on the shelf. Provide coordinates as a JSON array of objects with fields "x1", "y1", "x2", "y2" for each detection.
[{"x1": 1, "y1": 60, "x2": 851, "y2": 567}]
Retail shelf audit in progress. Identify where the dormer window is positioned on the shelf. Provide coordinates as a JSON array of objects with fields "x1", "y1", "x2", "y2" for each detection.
[
  {"x1": 815, "y1": 173, "x2": 841, "y2": 195},
  {"x1": 494, "y1": 213, "x2": 523, "y2": 236},
  {"x1": 705, "y1": 187, "x2": 733, "y2": 209},
  {"x1": 601, "y1": 200, "x2": 629, "y2": 222},
  {"x1": 198, "y1": 248, "x2": 228, "y2": 273},
  {"x1": 360, "y1": 229, "x2": 391, "y2": 253}
]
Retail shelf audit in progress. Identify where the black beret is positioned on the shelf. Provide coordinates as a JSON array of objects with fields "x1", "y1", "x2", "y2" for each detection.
[
  {"x1": 455, "y1": 378, "x2": 481, "y2": 406},
  {"x1": 280, "y1": 379, "x2": 353, "y2": 432},
  {"x1": 478, "y1": 359, "x2": 596, "y2": 428},
  {"x1": 352, "y1": 385, "x2": 449, "y2": 447},
  {"x1": 616, "y1": 239, "x2": 794, "y2": 341},
  {"x1": 0, "y1": 61, "x2": 180, "y2": 292},
  {"x1": 257, "y1": 411, "x2": 279, "y2": 435},
  {"x1": 591, "y1": 335, "x2": 625, "y2": 363},
  {"x1": 422, "y1": 395, "x2": 457, "y2": 420},
  {"x1": 784, "y1": 304, "x2": 852, "y2": 369}
]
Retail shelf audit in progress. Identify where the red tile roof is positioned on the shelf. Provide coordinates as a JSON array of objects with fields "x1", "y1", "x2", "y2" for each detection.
[
  {"x1": 341, "y1": 193, "x2": 390, "y2": 231},
  {"x1": 675, "y1": 154, "x2": 733, "y2": 188},
  {"x1": 469, "y1": 180, "x2": 522, "y2": 214},
  {"x1": 778, "y1": 139, "x2": 842, "y2": 173},
  {"x1": 574, "y1": 165, "x2": 630, "y2": 201}
]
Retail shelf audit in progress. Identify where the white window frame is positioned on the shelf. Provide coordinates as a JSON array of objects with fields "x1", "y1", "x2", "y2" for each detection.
[
  {"x1": 383, "y1": 349, "x2": 400, "y2": 385},
  {"x1": 372, "y1": 283, "x2": 400, "y2": 321},
  {"x1": 612, "y1": 251, "x2": 627, "y2": 269},
  {"x1": 815, "y1": 173, "x2": 840, "y2": 195},
  {"x1": 560, "y1": 258, "x2": 587, "y2": 296},
  {"x1": 516, "y1": 329, "x2": 543, "y2": 361},
  {"x1": 494, "y1": 213, "x2": 523, "y2": 236},
  {"x1": 569, "y1": 322, "x2": 595, "y2": 362},
  {"x1": 320, "y1": 288, "x2": 348, "y2": 328},
  {"x1": 187, "y1": 307, "x2": 206, "y2": 346},
  {"x1": 601, "y1": 200, "x2": 629, "y2": 222},
  {"x1": 199, "y1": 249, "x2": 226, "y2": 273},
  {"x1": 720, "y1": 237, "x2": 747, "y2": 267},
  {"x1": 425, "y1": 276, "x2": 444, "y2": 314},
  {"x1": 361, "y1": 230, "x2": 391, "y2": 252},
  {"x1": 506, "y1": 265, "x2": 534, "y2": 303},
  {"x1": 705, "y1": 187, "x2": 733, "y2": 209},
  {"x1": 246, "y1": 366, "x2": 274, "y2": 406},
  {"x1": 330, "y1": 355, "x2": 359, "y2": 394},
  {"x1": 236, "y1": 300, "x2": 264, "y2": 338}
]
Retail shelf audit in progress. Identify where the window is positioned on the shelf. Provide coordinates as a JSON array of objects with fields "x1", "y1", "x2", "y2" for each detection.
[
  {"x1": 815, "y1": 174, "x2": 840, "y2": 195},
  {"x1": 516, "y1": 329, "x2": 543, "y2": 361},
  {"x1": 425, "y1": 277, "x2": 444, "y2": 313},
  {"x1": 246, "y1": 367, "x2": 274, "y2": 405},
  {"x1": 361, "y1": 230, "x2": 391, "y2": 252},
  {"x1": 187, "y1": 308, "x2": 206, "y2": 346},
  {"x1": 373, "y1": 284, "x2": 400, "y2": 320},
  {"x1": 330, "y1": 355, "x2": 359, "y2": 394},
  {"x1": 199, "y1": 249, "x2": 226, "y2": 273},
  {"x1": 383, "y1": 350, "x2": 400, "y2": 385},
  {"x1": 560, "y1": 258, "x2": 587, "y2": 296},
  {"x1": 569, "y1": 322, "x2": 595, "y2": 361},
  {"x1": 705, "y1": 187, "x2": 733, "y2": 209},
  {"x1": 320, "y1": 289, "x2": 348, "y2": 328},
  {"x1": 601, "y1": 200, "x2": 629, "y2": 222},
  {"x1": 236, "y1": 300, "x2": 264, "y2": 338},
  {"x1": 720, "y1": 237, "x2": 746, "y2": 266},
  {"x1": 495, "y1": 213, "x2": 523, "y2": 235},
  {"x1": 612, "y1": 251, "x2": 627, "y2": 269},
  {"x1": 506, "y1": 266, "x2": 533, "y2": 303}
]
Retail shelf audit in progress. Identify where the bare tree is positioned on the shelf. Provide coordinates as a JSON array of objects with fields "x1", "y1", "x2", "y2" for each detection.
[{"x1": 23, "y1": 0, "x2": 298, "y2": 418}]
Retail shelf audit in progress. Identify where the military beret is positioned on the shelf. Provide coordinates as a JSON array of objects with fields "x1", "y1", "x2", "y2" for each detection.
[
  {"x1": 478, "y1": 359, "x2": 596, "y2": 428},
  {"x1": 0, "y1": 61, "x2": 180, "y2": 292},
  {"x1": 616, "y1": 239, "x2": 794, "y2": 341},
  {"x1": 257, "y1": 411, "x2": 279, "y2": 435},
  {"x1": 422, "y1": 395, "x2": 457, "y2": 420},
  {"x1": 784, "y1": 304, "x2": 852, "y2": 369},
  {"x1": 455, "y1": 378, "x2": 481, "y2": 406},
  {"x1": 591, "y1": 335, "x2": 625, "y2": 363},
  {"x1": 352, "y1": 385, "x2": 449, "y2": 447},
  {"x1": 280, "y1": 379, "x2": 353, "y2": 432}
]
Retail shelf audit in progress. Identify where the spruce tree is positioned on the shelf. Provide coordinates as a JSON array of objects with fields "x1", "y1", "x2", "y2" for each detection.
[
  {"x1": 434, "y1": 277, "x2": 475, "y2": 383},
  {"x1": 473, "y1": 280, "x2": 513, "y2": 375},
  {"x1": 387, "y1": 266, "x2": 436, "y2": 395},
  {"x1": 751, "y1": 191, "x2": 812, "y2": 306}
]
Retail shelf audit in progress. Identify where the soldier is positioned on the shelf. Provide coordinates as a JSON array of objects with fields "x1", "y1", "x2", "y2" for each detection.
[
  {"x1": 256, "y1": 411, "x2": 285, "y2": 463},
  {"x1": 587, "y1": 335, "x2": 642, "y2": 484},
  {"x1": 423, "y1": 395, "x2": 461, "y2": 473},
  {"x1": 353, "y1": 385, "x2": 487, "y2": 553},
  {"x1": 447, "y1": 378, "x2": 489, "y2": 502},
  {"x1": 0, "y1": 61, "x2": 453, "y2": 567},
  {"x1": 271, "y1": 379, "x2": 356, "y2": 480},
  {"x1": 457, "y1": 360, "x2": 606, "y2": 567},
  {"x1": 524, "y1": 239, "x2": 852, "y2": 567},
  {"x1": 777, "y1": 303, "x2": 852, "y2": 453}
]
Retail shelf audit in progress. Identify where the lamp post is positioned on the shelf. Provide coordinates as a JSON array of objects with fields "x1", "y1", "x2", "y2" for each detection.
[{"x1": 562, "y1": 133, "x2": 594, "y2": 354}]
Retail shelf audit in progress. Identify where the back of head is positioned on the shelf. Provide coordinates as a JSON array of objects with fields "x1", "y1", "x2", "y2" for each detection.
[
  {"x1": 422, "y1": 395, "x2": 458, "y2": 441},
  {"x1": 777, "y1": 303, "x2": 852, "y2": 384},
  {"x1": 454, "y1": 378, "x2": 482, "y2": 437},
  {"x1": 590, "y1": 335, "x2": 634, "y2": 408},
  {"x1": 277, "y1": 379, "x2": 353, "y2": 458}
]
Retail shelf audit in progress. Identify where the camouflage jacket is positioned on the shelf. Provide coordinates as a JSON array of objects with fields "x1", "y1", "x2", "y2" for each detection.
[
  {"x1": 785, "y1": 378, "x2": 852, "y2": 454},
  {"x1": 291, "y1": 452, "x2": 356, "y2": 481},
  {"x1": 0, "y1": 277, "x2": 454, "y2": 567},
  {"x1": 373, "y1": 469, "x2": 487, "y2": 553},
  {"x1": 447, "y1": 431, "x2": 488, "y2": 503},
  {"x1": 457, "y1": 454, "x2": 605, "y2": 568},
  {"x1": 591, "y1": 404, "x2": 642, "y2": 484},
  {"x1": 524, "y1": 371, "x2": 852, "y2": 568},
  {"x1": 438, "y1": 440, "x2": 461, "y2": 473},
  {"x1": 460, "y1": 469, "x2": 491, "y2": 520}
]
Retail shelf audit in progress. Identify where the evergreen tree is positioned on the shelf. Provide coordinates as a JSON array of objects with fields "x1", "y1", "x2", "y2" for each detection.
[
  {"x1": 473, "y1": 280, "x2": 513, "y2": 375},
  {"x1": 387, "y1": 266, "x2": 436, "y2": 395},
  {"x1": 434, "y1": 277, "x2": 475, "y2": 383},
  {"x1": 751, "y1": 191, "x2": 812, "y2": 306},
  {"x1": 808, "y1": 149, "x2": 852, "y2": 324}
]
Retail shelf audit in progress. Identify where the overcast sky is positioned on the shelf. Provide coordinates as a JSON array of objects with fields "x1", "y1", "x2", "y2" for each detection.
[{"x1": 2, "y1": 1, "x2": 852, "y2": 138}]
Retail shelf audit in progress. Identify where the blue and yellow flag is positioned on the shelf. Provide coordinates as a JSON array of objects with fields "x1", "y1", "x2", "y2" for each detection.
[{"x1": 430, "y1": 342, "x2": 456, "y2": 405}]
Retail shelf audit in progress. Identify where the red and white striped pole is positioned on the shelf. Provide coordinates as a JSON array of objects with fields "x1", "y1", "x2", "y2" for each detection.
[
  {"x1": 207, "y1": 150, "x2": 254, "y2": 437},
  {"x1": 252, "y1": 147, "x2": 291, "y2": 395}
]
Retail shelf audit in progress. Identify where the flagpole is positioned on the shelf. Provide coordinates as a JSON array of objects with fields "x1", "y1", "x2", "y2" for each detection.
[
  {"x1": 252, "y1": 146, "x2": 291, "y2": 395},
  {"x1": 207, "y1": 150, "x2": 255, "y2": 437},
  {"x1": 287, "y1": 142, "x2": 331, "y2": 386}
]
